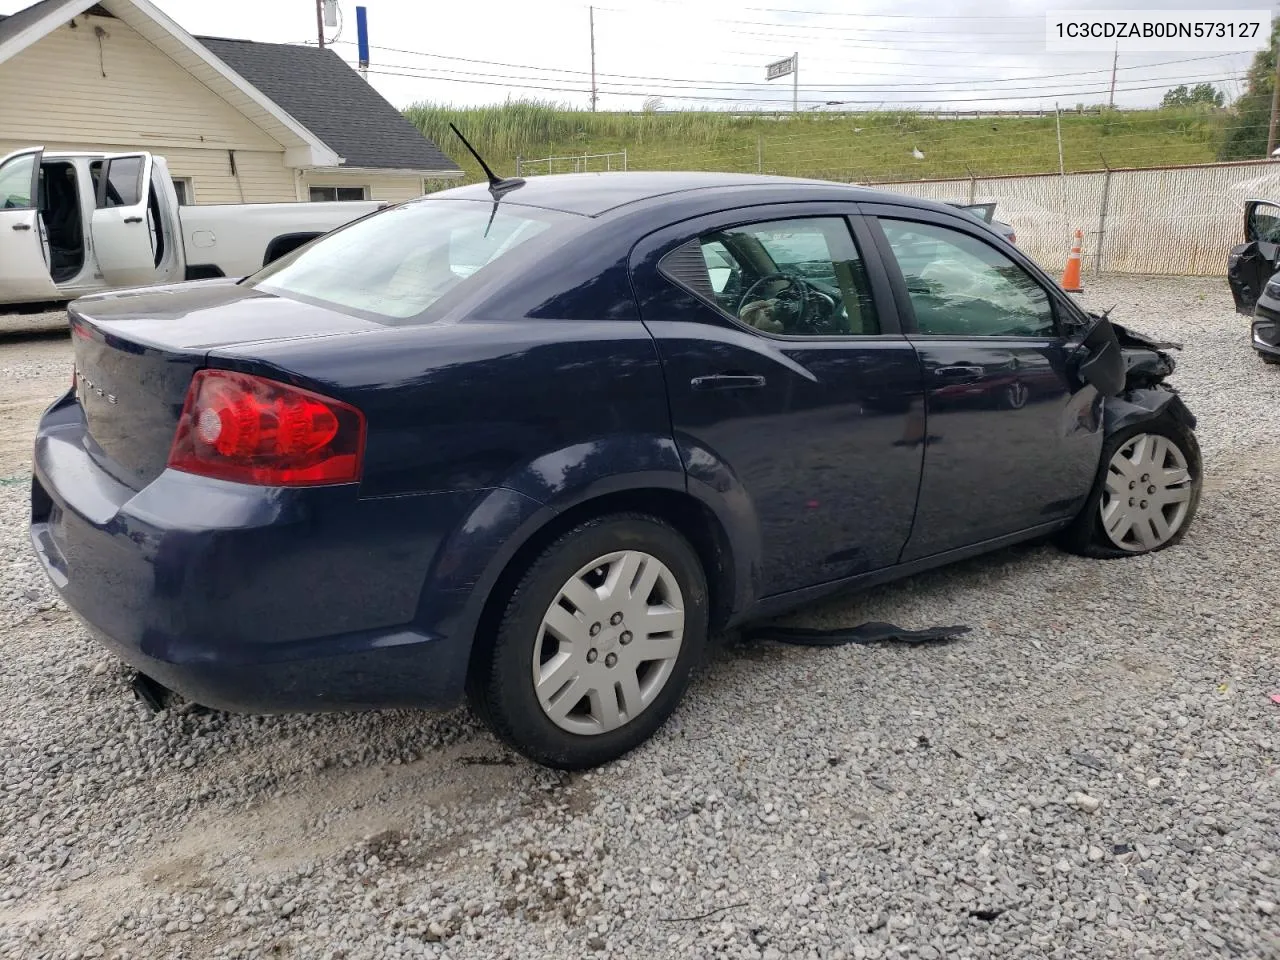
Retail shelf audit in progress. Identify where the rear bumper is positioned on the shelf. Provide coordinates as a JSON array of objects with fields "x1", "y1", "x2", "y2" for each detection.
[{"x1": 30, "y1": 396, "x2": 500, "y2": 713}]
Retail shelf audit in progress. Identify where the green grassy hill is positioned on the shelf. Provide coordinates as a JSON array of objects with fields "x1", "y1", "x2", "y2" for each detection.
[{"x1": 405, "y1": 100, "x2": 1234, "y2": 187}]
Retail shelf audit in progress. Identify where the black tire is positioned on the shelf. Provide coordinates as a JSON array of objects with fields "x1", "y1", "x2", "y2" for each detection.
[
  {"x1": 1260, "y1": 351, "x2": 1280, "y2": 366},
  {"x1": 1058, "y1": 414, "x2": 1202, "y2": 559},
  {"x1": 468, "y1": 513, "x2": 709, "y2": 770}
]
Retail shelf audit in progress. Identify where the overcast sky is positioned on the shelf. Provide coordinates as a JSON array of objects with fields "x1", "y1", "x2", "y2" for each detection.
[{"x1": 2, "y1": 0, "x2": 1265, "y2": 111}]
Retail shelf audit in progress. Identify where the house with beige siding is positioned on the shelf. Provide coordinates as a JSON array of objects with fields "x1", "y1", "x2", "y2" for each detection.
[{"x1": 0, "y1": 0, "x2": 462, "y2": 206}]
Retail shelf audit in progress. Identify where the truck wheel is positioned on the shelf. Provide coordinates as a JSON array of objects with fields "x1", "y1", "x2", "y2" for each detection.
[
  {"x1": 1058, "y1": 416, "x2": 1201, "y2": 559},
  {"x1": 469, "y1": 514, "x2": 708, "y2": 770}
]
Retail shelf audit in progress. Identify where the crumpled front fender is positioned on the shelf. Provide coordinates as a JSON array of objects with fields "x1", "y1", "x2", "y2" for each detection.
[{"x1": 1102, "y1": 388, "x2": 1196, "y2": 437}]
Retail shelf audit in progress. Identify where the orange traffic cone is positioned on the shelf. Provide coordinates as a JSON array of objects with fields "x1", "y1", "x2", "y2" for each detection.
[{"x1": 1061, "y1": 229, "x2": 1083, "y2": 293}]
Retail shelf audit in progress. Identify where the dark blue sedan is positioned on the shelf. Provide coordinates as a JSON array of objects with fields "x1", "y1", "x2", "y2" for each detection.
[{"x1": 31, "y1": 172, "x2": 1202, "y2": 769}]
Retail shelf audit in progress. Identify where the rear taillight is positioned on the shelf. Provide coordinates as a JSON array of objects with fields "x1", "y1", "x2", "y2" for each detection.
[
  {"x1": 1008, "y1": 232, "x2": 1017, "y2": 244},
  {"x1": 167, "y1": 370, "x2": 365, "y2": 486}
]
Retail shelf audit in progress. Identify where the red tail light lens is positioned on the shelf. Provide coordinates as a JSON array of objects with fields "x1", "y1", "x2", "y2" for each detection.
[
  {"x1": 1009, "y1": 232, "x2": 1017, "y2": 244},
  {"x1": 168, "y1": 370, "x2": 365, "y2": 486}
]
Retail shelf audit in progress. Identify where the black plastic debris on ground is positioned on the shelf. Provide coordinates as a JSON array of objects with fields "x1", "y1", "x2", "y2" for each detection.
[{"x1": 739, "y1": 621, "x2": 972, "y2": 648}]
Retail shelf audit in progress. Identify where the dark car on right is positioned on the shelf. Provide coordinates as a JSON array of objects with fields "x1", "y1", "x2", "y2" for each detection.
[{"x1": 1227, "y1": 198, "x2": 1280, "y2": 363}]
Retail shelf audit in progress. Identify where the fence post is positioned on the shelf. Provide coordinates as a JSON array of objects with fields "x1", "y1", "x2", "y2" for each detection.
[
  {"x1": 1055, "y1": 103, "x2": 1067, "y2": 234},
  {"x1": 964, "y1": 163, "x2": 977, "y2": 203},
  {"x1": 757, "y1": 135, "x2": 763, "y2": 174},
  {"x1": 1095, "y1": 158, "x2": 1113, "y2": 278},
  {"x1": 515, "y1": 155, "x2": 522, "y2": 177},
  {"x1": 623, "y1": 148, "x2": 628, "y2": 171}
]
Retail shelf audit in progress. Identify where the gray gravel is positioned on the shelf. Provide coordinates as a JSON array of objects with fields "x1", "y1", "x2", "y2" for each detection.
[{"x1": 1, "y1": 276, "x2": 1278, "y2": 960}]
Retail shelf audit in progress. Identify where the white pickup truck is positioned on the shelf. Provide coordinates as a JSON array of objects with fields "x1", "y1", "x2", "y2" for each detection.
[{"x1": 0, "y1": 146, "x2": 385, "y2": 307}]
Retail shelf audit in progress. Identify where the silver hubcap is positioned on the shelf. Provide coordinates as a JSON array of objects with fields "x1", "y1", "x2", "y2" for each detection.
[
  {"x1": 533, "y1": 550, "x2": 685, "y2": 735},
  {"x1": 1100, "y1": 433, "x2": 1193, "y2": 552}
]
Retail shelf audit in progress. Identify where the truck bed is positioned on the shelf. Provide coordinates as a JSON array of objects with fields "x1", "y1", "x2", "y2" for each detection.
[{"x1": 177, "y1": 199, "x2": 384, "y2": 278}]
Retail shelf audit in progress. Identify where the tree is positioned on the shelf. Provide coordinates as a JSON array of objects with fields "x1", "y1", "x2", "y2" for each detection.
[
  {"x1": 1161, "y1": 83, "x2": 1225, "y2": 109},
  {"x1": 1219, "y1": 20, "x2": 1280, "y2": 160}
]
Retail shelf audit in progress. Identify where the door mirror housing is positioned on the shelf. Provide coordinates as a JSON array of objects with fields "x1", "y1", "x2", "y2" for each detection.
[{"x1": 1073, "y1": 315, "x2": 1126, "y2": 397}]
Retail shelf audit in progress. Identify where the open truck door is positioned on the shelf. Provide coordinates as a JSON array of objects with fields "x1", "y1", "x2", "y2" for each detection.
[
  {"x1": 0, "y1": 147, "x2": 59, "y2": 304},
  {"x1": 1228, "y1": 199, "x2": 1280, "y2": 315},
  {"x1": 90, "y1": 152, "x2": 158, "y2": 288}
]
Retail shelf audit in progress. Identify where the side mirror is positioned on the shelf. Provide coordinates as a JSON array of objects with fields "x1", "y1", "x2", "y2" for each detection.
[{"x1": 1073, "y1": 315, "x2": 1126, "y2": 397}]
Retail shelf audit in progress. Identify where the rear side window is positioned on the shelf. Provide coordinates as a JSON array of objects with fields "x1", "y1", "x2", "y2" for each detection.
[
  {"x1": 660, "y1": 216, "x2": 880, "y2": 337},
  {"x1": 94, "y1": 157, "x2": 143, "y2": 208},
  {"x1": 246, "y1": 199, "x2": 575, "y2": 322}
]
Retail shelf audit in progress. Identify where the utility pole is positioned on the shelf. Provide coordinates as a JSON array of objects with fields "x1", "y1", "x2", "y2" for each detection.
[
  {"x1": 589, "y1": 6, "x2": 598, "y2": 112},
  {"x1": 1269, "y1": 28, "x2": 1280, "y2": 157},
  {"x1": 1107, "y1": 43, "x2": 1117, "y2": 108},
  {"x1": 315, "y1": 0, "x2": 325, "y2": 48}
]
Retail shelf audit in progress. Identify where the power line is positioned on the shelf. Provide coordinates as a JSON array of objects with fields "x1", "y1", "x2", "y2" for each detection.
[
  {"x1": 368, "y1": 64, "x2": 1247, "y2": 105},
  {"x1": 592, "y1": 0, "x2": 1042, "y2": 20},
  {"x1": 330, "y1": 41, "x2": 1245, "y2": 91},
  {"x1": 591, "y1": 5, "x2": 1042, "y2": 38},
  {"x1": 374, "y1": 57, "x2": 1245, "y2": 98}
]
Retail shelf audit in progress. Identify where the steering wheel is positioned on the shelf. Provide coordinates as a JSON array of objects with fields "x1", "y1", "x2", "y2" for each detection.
[{"x1": 738, "y1": 272, "x2": 811, "y2": 329}]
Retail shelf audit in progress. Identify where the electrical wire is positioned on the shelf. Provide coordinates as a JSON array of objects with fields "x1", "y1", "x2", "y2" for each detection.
[
  {"x1": 328, "y1": 40, "x2": 1245, "y2": 92},
  {"x1": 364, "y1": 63, "x2": 1247, "y2": 105},
  {"x1": 371, "y1": 58, "x2": 1245, "y2": 100}
]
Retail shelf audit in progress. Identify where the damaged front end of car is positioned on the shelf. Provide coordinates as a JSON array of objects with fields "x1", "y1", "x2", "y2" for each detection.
[{"x1": 1072, "y1": 311, "x2": 1196, "y2": 437}]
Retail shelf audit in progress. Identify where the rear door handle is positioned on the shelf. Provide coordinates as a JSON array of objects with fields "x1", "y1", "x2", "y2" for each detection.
[
  {"x1": 690, "y1": 373, "x2": 767, "y2": 391},
  {"x1": 123, "y1": 216, "x2": 143, "y2": 224},
  {"x1": 11, "y1": 223, "x2": 30, "y2": 231}
]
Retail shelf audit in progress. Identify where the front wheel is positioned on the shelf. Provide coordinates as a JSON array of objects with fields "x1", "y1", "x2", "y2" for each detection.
[
  {"x1": 468, "y1": 514, "x2": 709, "y2": 770},
  {"x1": 1058, "y1": 416, "x2": 1202, "y2": 559}
]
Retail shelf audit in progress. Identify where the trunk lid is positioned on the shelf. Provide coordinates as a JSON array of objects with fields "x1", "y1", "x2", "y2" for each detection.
[{"x1": 69, "y1": 279, "x2": 384, "y2": 490}]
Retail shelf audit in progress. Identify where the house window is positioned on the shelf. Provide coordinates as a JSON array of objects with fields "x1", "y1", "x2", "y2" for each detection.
[
  {"x1": 309, "y1": 186, "x2": 369, "y2": 202},
  {"x1": 172, "y1": 178, "x2": 194, "y2": 205}
]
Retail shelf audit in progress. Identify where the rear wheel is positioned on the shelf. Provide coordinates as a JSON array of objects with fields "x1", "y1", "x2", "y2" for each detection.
[
  {"x1": 469, "y1": 514, "x2": 708, "y2": 769},
  {"x1": 1260, "y1": 351, "x2": 1280, "y2": 366},
  {"x1": 1059, "y1": 416, "x2": 1201, "y2": 559}
]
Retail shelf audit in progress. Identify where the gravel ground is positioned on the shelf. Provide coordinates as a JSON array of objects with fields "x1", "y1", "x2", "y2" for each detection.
[{"x1": 0, "y1": 277, "x2": 1278, "y2": 960}]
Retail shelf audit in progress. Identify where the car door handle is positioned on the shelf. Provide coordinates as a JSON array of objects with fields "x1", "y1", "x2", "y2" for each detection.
[
  {"x1": 11, "y1": 222, "x2": 30, "y2": 231},
  {"x1": 933, "y1": 365, "x2": 983, "y2": 383},
  {"x1": 123, "y1": 216, "x2": 143, "y2": 224},
  {"x1": 690, "y1": 374, "x2": 767, "y2": 391}
]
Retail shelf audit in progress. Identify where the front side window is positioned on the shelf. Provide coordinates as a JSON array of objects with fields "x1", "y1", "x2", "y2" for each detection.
[
  {"x1": 880, "y1": 219, "x2": 1055, "y2": 338},
  {"x1": 1249, "y1": 201, "x2": 1280, "y2": 243},
  {"x1": 663, "y1": 216, "x2": 880, "y2": 336},
  {"x1": 247, "y1": 198, "x2": 573, "y2": 322},
  {"x1": 0, "y1": 152, "x2": 36, "y2": 209}
]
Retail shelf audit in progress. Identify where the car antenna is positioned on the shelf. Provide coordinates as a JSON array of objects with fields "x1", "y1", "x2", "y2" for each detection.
[{"x1": 449, "y1": 123, "x2": 525, "y2": 201}]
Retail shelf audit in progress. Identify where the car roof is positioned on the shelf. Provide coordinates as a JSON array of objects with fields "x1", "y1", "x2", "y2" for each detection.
[{"x1": 428, "y1": 171, "x2": 925, "y2": 218}]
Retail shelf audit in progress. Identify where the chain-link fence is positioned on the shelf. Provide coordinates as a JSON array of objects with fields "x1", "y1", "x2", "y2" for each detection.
[{"x1": 869, "y1": 159, "x2": 1280, "y2": 277}]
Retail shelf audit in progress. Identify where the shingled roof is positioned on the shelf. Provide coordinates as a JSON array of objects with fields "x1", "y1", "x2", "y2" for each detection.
[
  {"x1": 0, "y1": 0, "x2": 67, "y2": 44},
  {"x1": 1, "y1": 0, "x2": 460, "y2": 175},
  {"x1": 196, "y1": 36, "x2": 459, "y2": 174}
]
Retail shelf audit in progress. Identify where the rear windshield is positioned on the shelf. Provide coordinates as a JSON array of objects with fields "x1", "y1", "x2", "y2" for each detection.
[{"x1": 245, "y1": 198, "x2": 574, "y2": 322}]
